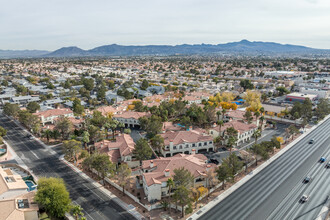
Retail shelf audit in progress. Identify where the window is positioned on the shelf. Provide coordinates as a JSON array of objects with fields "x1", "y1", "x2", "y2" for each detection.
[
  {"x1": 179, "y1": 145, "x2": 182, "y2": 149},
  {"x1": 204, "y1": 142, "x2": 207, "y2": 146},
  {"x1": 192, "y1": 143, "x2": 196, "y2": 147},
  {"x1": 209, "y1": 141, "x2": 212, "y2": 144},
  {"x1": 186, "y1": 144, "x2": 189, "y2": 148},
  {"x1": 199, "y1": 143, "x2": 202, "y2": 147},
  {"x1": 173, "y1": 146, "x2": 177, "y2": 150}
]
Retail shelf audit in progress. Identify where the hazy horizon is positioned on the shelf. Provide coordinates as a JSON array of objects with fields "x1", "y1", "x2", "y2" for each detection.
[{"x1": 1, "y1": 0, "x2": 330, "y2": 50}]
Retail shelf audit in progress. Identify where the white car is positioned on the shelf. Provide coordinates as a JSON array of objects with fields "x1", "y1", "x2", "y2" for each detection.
[{"x1": 300, "y1": 195, "x2": 309, "y2": 203}]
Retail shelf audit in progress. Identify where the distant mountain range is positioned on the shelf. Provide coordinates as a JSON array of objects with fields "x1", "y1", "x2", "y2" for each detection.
[{"x1": 1, "y1": 40, "x2": 330, "y2": 58}]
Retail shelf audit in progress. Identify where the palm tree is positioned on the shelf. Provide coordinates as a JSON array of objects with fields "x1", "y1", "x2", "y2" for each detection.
[
  {"x1": 252, "y1": 129, "x2": 261, "y2": 146},
  {"x1": 225, "y1": 127, "x2": 238, "y2": 153},
  {"x1": 42, "y1": 129, "x2": 52, "y2": 143},
  {"x1": 82, "y1": 131, "x2": 90, "y2": 151},
  {"x1": 216, "y1": 120, "x2": 224, "y2": 150},
  {"x1": 259, "y1": 116, "x2": 265, "y2": 131},
  {"x1": 254, "y1": 111, "x2": 260, "y2": 125},
  {"x1": 222, "y1": 109, "x2": 227, "y2": 121},
  {"x1": 118, "y1": 122, "x2": 125, "y2": 133},
  {"x1": 110, "y1": 120, "x2": 119, "y2": 140},
  {"x1": 166, "y1": 178, "x2": 174, "y2": 214},
  {"x1": 216, "y1": 111, "x2": 221, "y2": 121},
  {"x1": 103, "y1": 122, "x2": 111, "y2": 139}
]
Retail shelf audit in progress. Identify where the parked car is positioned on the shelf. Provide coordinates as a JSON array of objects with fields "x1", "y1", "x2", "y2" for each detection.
[
  {"x1": 320, "y1": 157, "x2": 326, "y2": 163},
  {"x1": 308, "y1": 139, "x2": 314, "y2": 144},
  {"x1": 325, "y1": 162, "x2": 330, "y2": 168},
  {"x1": 300, "y1": 195, "x2": 309, "y2": 203},
  {"x1": 303, "y1": 176, "x2": 311, "y2": 183}
]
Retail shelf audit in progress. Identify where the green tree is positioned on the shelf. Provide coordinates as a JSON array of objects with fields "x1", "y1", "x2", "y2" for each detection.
[
  {"x1": 240, "y1": 79, "x2": 254, "y2": 91},
  {"x1": 150, "y1": 134, "x2": 164, "y2": 153},
  {"x1": 82, "y1": 78, "x2": 94, "y2": 91},
  {"x1": 166, "y1": 178, "x2": 175, "y2": 214},
  {"x1": 117, "y1": 164, "x2": 132, "y2": 195},
  {"x1": 72, "y1": 205, "x2": 84, "y2": 220},
  {"x1": 42, "y1": 129, "x2": 52, "y2": 143},
  {"x1": 217, "y1": 163, "x2": 230, "y2": 189},
  {"x1": 54, "y1": 117, "x2": 73, "y2": 140},
  {"x1": 3, "y1": 103, "x2": 20, "y2": 118},
  {"x1": 82, "y1": 131, "x2": 90, "y2": 151},
  {"x1": 225, "y1": 127, "x2": 238, "y2": 152},
  {"x1": 63, "y1": 139, "x2": 81, "y2": 163},
  {"x1": 301, "y1": 98, "x2": 313, "y2": 121},
  {"x1": 173, "y1": 167, "x2": 194, "y2": 188},
  {"x1": 276, "y1": 86, "x2": 289, "y2": 96},
  {"x1": 91, "y1": 153, "x2": 115, "y2": 185},
  {"x1": 252, "y1": 129, "x2": 261, "y2": 146},
  {"x1": 35, "y1": 177, "x2": 71, "y2": 218},
  {"x1": 73, "y1": 98, "x2": 84, "y2": 115},
  {"x1": 0, "y1": 126, "x2": 7, "y2": 137},
  {"x1": 26, "y1": 101, "x2": 40, "y2": 113},
  {"x1": 141, "y1": 79, "x2": 149, "y2": 90},
  {"x1": 139, "y1": 115, "x2": 163, "y2": 138},
  {"x1": 222, "y1": 153, "x2": 243, "y2": 181},
  {"x1": 250, "y1": 143, "x2": 268, "y2": 166},
  {"x1": 315, "y1": 98, "x2": 330, "y2": 120},
  {"x1": 244, "y1": 110, "x2": 253, "y2": 124},
  {"x1": 174, "y1": 185, "x2": 191, "y2": 218},
  {"x1": 288, "y1": 125, "x2": 300, "y2": 140},
  {"x1": 133, "y1": 138, "x2": 152, "y2": 165}
]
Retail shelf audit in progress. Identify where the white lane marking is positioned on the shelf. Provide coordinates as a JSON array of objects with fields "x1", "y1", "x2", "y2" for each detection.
[{"x1": 83, "y1": 183, "x2": 105, "y2": 201}]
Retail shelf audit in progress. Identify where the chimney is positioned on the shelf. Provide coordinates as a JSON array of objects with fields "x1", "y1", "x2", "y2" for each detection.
[
  {"x1": 169, "y1": 140, "x2": 173, "y2": 148},
  {"x1": 150, "y1": 160, "x2": 154, "y2": 168},
  {"x1": 191, "y1": 149, "x2": 196, "y2": 155},
  {"x1": 165, "y1": 169, "x2": 170, "y2": 177},
  {"x1": 206, "y1": 164, "x2": 211, "y2": 172}
]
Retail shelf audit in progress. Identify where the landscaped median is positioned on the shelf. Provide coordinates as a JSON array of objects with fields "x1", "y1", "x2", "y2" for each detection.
[{"x1": 188, "y1": 114, "x2": 330, "y2": 220}]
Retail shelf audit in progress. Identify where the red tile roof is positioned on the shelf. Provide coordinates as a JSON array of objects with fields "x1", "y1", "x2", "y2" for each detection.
[
  {"x1": 160, "y1": 130, "x2": 213, "y2": 146},
  {"x1": 142, "y1": 154, "x2": 216, "y2": 186}
]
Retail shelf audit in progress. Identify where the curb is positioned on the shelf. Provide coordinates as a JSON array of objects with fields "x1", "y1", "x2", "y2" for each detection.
[
  {"x1": 189, "y1": 115, "x2": 330, "y2": 220},
  {"x1": 60, "y1": 155, "x2": 144, "y2": 220}
]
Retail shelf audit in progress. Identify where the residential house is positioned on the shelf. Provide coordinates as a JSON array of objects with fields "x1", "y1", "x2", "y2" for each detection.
[
  {"x1": 140, "y1": 154, "x2": 216, "y2": 202},
  {"x1": 208, "y1": 120, "x2": 258, "y2": 146},
  {"x1": 33, "y1": 108, "x2": 74, "y2": 125},
  {"x1": 94, "y1": 134, "x2": 137, "y2": 167},
  {"x1": 113, "y1": 112, "x2": 151, "y2": 128},
  {"x1": 160, "y1": 130, "x2": 214, "y2": 157}
]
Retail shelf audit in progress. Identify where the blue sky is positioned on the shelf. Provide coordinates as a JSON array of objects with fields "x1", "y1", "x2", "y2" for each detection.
[{"x1": 1, "y1": 0, "x2": 330, "y2": 50}]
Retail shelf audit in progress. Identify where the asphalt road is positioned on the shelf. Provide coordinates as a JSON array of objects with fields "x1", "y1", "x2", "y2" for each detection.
[
  {"x1": 197, "y1": 117, "x2": 330, "y2": 220},
  {"x1": 0, "y1": 114, "x2": 136, "y2": 220}
]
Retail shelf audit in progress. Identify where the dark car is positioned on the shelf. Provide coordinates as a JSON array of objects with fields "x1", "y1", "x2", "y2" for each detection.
[
  {"x1": 303, "y1": 176, "x2": 311, "y2": 183},
  {"x1": 210, "y1": 159, "x2": 219, "y2": 165},
  {"x1": 308, "y1": 139, "x2": 314, "y2": 144},
  {"x1": 25, "y1": 134, "x2": 32, "y2": 138},
  {"x1": 325, "y1": 162, "x2": 330, "y2": 168}
]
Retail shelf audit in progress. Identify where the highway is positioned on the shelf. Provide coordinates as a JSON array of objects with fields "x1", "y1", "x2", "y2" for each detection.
[
  {"x1": 197, "y1": 117, "x2": 330, "y2": 220},
  {"x1": 0, "y1": 114, "x2": 136, "y2": 220}
]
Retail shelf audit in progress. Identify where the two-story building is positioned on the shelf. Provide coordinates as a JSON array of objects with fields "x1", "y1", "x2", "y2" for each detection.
[
  {"x1": 113, "y1": 112, "x2": 151, "y2": 128},
  {"x1": 208, "y1": 120, "x2": 258, "y2": 146},
  {"x1": 140, "y1": 154, "x2": 216, "y2": 202},
  {"x1": 160, "y1": 130, "x2": 214, "y2": 157},
  {"x1": 94, "y1": 134, "x2": 137, "y2": 167},
  {"x1": 33, "y1": 108, "x2": 74, "y2": 125}
]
